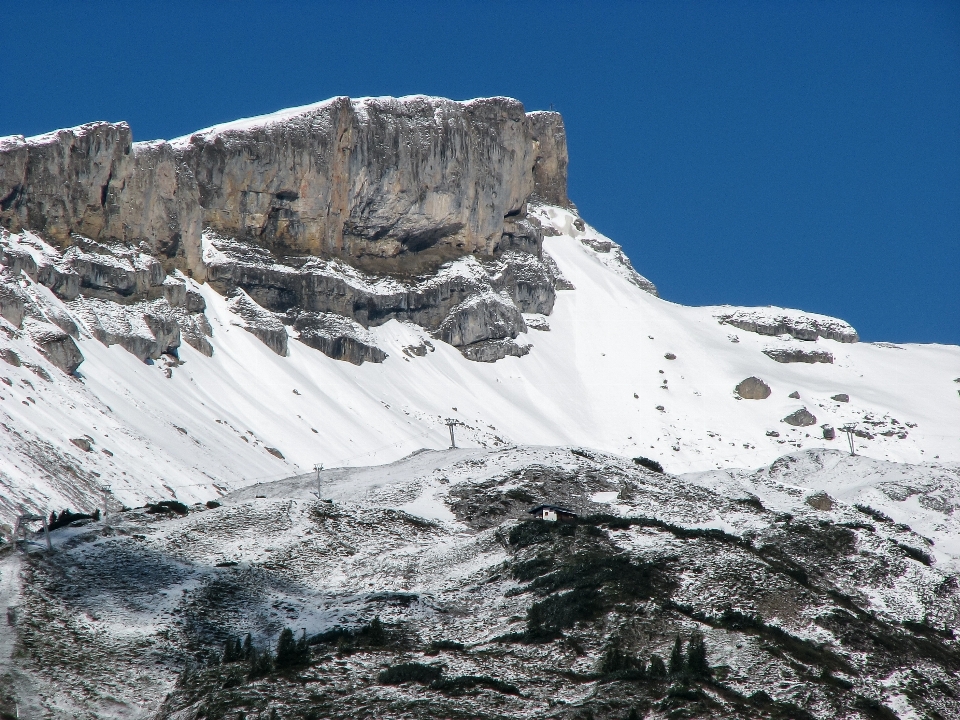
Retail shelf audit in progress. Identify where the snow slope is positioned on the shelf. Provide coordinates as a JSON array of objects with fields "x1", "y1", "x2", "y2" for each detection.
[{"x1": 0, "y1": 205, "x2": 957, "y2": 525}]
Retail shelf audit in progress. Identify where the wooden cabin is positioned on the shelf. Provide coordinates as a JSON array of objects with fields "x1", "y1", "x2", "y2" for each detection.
[{"x1": 528, "y1": 504, "x2": 577, "y2": 523}]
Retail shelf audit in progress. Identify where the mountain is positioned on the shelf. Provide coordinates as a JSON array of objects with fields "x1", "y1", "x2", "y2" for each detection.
[{"x1": 0, "y1": 96, "x2": 958, "y2": 719}]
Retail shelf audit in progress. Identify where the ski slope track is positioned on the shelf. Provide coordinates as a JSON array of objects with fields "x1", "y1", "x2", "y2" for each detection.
[{"x1": 0, "y1": 204, "x2": 957, "y2": 529}]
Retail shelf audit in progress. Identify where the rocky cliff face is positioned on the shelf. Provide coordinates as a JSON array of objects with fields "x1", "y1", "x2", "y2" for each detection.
[{"x1": 0, "y1": 95, "x2": 577, "y2": 365}]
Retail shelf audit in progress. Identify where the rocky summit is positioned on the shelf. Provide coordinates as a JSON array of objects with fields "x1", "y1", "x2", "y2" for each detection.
[{"x1": 0, "y1": 96, "x2": 958, "y2": 720}]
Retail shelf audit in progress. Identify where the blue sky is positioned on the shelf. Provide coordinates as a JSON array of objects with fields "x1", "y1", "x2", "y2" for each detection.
[{"x1": 4, "y1": 1, "x2": 958, "y2": 344}]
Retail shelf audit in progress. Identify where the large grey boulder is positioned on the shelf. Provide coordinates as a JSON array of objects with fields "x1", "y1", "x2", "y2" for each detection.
[
  {"x1": 25, "y1": 320, "x2": 83, "y2": 374},
  {"x1": 783, "y1": 408, "x2": 817, "y2": 427},
  {"x1": 735, "y1": 376, "x2": 771, "y2": 399}
]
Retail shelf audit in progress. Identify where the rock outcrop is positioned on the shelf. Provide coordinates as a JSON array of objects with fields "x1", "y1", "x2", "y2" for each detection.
[
  {"x1": 763, "y1": 347, "x2": 834, "y2": 364},
  {"x1": 715, "y1": 307, "x2": 858, "y2": 343},
  {"x1": 292, "y1": 312, "x2": 386, "y2": 365},
  {"x1": 225, "y1": 291, "x2": 288, "y2": 356}
]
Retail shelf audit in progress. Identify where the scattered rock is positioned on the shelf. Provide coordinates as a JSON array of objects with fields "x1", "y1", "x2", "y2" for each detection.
[
  {"x1": 402, "y1": 340, "x2": 435, "y2": 358},
  {"x1": 664, "y1": 353, "x2": 676, "y2": 360},
  {"x1": 805, "y1": 491, "x2": 834, "y2": 511},
  {"x1": 735, "y1": 377, "x2": 771, "y2": 400},
  {"x1": 265, "y1": 447, "x2": 284, "y2": 459},
  {"x1": 655, "y1": 405, "x2": 665, "y2": 412},
  {"x1": 70, "y1": 437, "x2": 93, "y2": 452},
  {"x1": 766, "y1": 430, "x2": 780, "y2": 437},
  {"x1": 763, "y1": 347, "x2": 834, "y2": 364},
  {"x1": 822, "y1": 425, "x2": 836, "y2": 440},
  {"x1": 831, "y1": 393, "x2": 850, "y2": 403},
  {"x1": 788, "y1": 391, "x2": 800, "y2": 399},
  {"x1": 783, "y1": 408, "x2": 817, "y2": 427}
]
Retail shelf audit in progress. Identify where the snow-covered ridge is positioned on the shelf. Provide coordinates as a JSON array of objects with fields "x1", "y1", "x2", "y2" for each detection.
[{"x1": 1, "y1": 200, "x2": 958, "y2": 529}]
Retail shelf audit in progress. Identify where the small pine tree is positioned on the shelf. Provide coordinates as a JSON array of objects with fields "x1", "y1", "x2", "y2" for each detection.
[
  {"x1": 49, "y1": 511, "x2": 57, "y2": 527},
  {"x1": 242, "y1": 633, "x2": 253, "y2": 660},
  {"x1": 234, "y1": 637, "x2": 243, "y2": 661},
  {"x1": 222, "y1": 637, "x2": 236, "y2": 663},
  {"x1": 626, "y1": 709, "x2": 641, "y2": 720},
  {"x1": 248, "y1": 647, "x2": 273, "y2": 678},
  {"x1": 296, "y1": 629, "x2": 310, "y2": 664},
  {"x1": 275, "y1": 628, "x2": 298, "y2": 668},
  {"x1": 668, "y1": 634, "x2": 684, "y2": 675},
  {"x1": 648, "y1": 653, "x2": 667, "y2": 680},
  {"x1": 366, "y1": 616, "x2": 386, "y2": 646},
  {"x1": 686, "y1": 631, "x2": 710, "y2": 678}
]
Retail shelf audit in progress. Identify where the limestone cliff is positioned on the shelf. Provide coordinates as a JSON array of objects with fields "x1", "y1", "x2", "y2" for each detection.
[
  {"x1": 1, "y1": 96, "x2": 569, "y2": 278},
  {"x1": 0, "y1": 95, "x2": 576, "y2": 364}
]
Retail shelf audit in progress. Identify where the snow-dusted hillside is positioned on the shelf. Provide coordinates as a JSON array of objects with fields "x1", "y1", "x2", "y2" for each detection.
[
  {"x1": 0, "y1": 204, "x2": 957, "y2": 527},
  {"x1": 4, "y1": 445, "x2": 958, "y2": 719}
]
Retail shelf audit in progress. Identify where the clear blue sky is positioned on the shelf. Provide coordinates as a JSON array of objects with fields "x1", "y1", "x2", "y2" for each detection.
[{"x1": 4, "y1": 1, "x2": 958, "y2": 344}]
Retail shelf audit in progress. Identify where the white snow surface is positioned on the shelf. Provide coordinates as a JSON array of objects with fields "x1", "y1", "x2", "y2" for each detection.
[{"x1": 0, "y1": 205, "x2": 958, "y2": 528}]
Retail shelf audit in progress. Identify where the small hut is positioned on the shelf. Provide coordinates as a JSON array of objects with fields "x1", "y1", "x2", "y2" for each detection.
[{"x1": 528, "y1": 504, "x2": 577, "y2": 523}]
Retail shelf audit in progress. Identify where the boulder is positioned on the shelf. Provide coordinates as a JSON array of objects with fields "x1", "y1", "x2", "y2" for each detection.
[
  {"x1": 831, "y1": 393, "x2": 850, "y2": 403},
  {"x1": 822, "y1": 425, "x2": 836, "y2": 440},
  {"x1": 805, "y1": 491, "x2": 834, "y2": 511},
  {"x1": 0, "y1": 276, "x2": 27, "y2": 327},
  {"x1": 783, "y1": 408, "x2": 817, "y2": 427},
  {"x1": 788, "y1": 391, "x2": 800, "y2": 399},
  {"x1": 735, "y1": 377, "x2": 771, "y2": 400},
  {"x1": 763, "y1": 348, "x2": 834, "y2": 364},
  {"x1": 26, "y1": 320, "x2": 83, "y2": 374}
]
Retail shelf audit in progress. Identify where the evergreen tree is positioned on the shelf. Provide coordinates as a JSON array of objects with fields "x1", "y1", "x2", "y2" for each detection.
[
  {"x1": 234, "y1": 637, "x2": 243, "y2": 661},
  {"x1": 668, "y1": 634, "x2": 684, "y2": 675},
  {"x1": 242, "y1": 633, "x2": 253, "y2": 660},
  {"x1": 686, "y1": 631, "x2": 710, "y2": 678},
  {"x1": 222, "y1": 637, "x2": 236, "y2": 663},
  {"x1": 296, "y1": 629, "x2": 310, "y2": 664},
  {"x1": 49, "y1": 511, "x2": 57, "y2": 528},
  {"x1": 648, "y1": 654, "x2": 667, "y2": 680},
  {"x1": 248, "y1": 647, "x2": 273, "y2": 678},
  {"x1": 626, "y1": 709, "x2": 641, "y2": 720},
  {"x1": 275, "y1": 628, "x2": 298, "y2": 668},
  {"x1": 366, "y1": 616, "x2": 386, "y2": 646}
]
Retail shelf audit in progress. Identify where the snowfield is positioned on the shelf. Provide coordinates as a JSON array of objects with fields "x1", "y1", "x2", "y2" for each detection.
[{"x1": 0, "y1": 205, "x2": 957, "y2": 528}]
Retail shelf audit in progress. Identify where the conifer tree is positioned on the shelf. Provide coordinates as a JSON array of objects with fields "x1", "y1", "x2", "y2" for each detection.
[
  {"x1": 648, "y1": 654, "x2": 667, "y2": 679},
  {"x1": 275, "y1": 628, "x2": 297, "y2": 668},
  {"x1": 668, "y1": 634, "x2": 684, "y2": 675},
  {"x1": 242, "y1": 633, "x2": 253, "y2": 660},
  {"x1": 296, "y1": 629, "x2": 310, "y2": 664},
  {"x1": 234, "y1": 637, "x2": 243, "y2": 661},
  {"x1": 686, "y1": 631, "x2": 710, "y2": 678},
  {"x1": 366, "y1": 616, "x2": 386, "y2": 646},
  {"x1": 222, "y1": 637, "x2": 236, "y2": 663}
]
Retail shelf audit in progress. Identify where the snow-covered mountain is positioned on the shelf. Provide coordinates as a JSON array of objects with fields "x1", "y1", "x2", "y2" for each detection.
[
  {"x1": 1, "y1": 96, "x2": 959, "y2": 720},
  {"x1": 0, "y1": 199, "x2": 957, "y2": 528}
]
